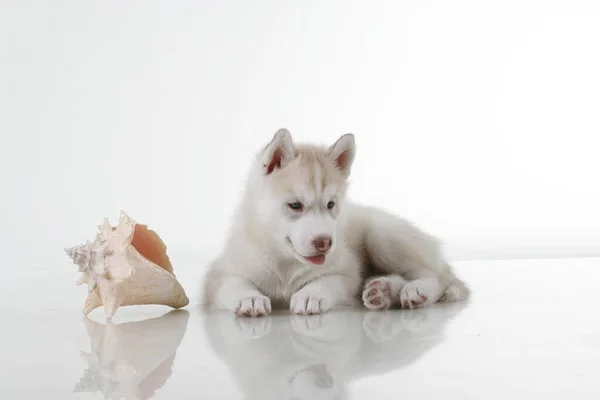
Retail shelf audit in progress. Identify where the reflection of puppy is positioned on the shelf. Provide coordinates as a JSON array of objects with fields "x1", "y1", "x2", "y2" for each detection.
[
  {"x1": 74, "y1": 310, "x2": 189, "y2": 400},
  {"x1": 351, "y1": 301, "x2": 468, "y2": 379},
  {"x1": 288, "y1": 363, "x2": 340, "y2": 400},
  {"x1": 202, "y1": 303, "x2": 467, "y2": 399},
  {"x1": 203, "y1": 311, "x2": 363, "y2": 400}
]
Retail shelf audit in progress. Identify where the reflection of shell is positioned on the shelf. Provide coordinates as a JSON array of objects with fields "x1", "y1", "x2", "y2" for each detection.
[
  {"x1": 73, "y1": 310, "x2": 189, "y2": 400},
  {"x1": 65, "y1": 211, "x2": 189, "y2": 318}
]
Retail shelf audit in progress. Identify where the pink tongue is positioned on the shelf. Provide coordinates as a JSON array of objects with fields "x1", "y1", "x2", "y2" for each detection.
[{"x1": 306, "y1": 255, "x2": 326, "y2": 265}]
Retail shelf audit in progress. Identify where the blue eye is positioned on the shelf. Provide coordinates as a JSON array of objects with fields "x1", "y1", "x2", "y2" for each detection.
[{"x1": 288, "y1": 202, "x2": 303, "y2": 211}]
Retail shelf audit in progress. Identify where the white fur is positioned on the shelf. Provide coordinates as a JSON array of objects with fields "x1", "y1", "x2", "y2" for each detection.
[{"x1": 202, "y1": 129, "x2": 470, "y2": 316}]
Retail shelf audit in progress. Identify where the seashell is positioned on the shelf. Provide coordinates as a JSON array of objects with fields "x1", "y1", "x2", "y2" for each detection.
[{"x1": 65, "y1": 211, "x2": 189, "y2": 318}]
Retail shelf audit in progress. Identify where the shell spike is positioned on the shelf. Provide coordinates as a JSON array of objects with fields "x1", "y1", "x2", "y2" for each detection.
[
  {"x1": 119, "y1": 210, "x2": 133, "y2": 225},
  {"x1": 98, "y1": 218, "x2": 112, "y2": 239}
]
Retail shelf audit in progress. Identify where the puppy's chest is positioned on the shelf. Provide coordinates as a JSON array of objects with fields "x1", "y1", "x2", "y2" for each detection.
[{"x1": 250, "y1": 264, "x2": 311, "y2": 301}]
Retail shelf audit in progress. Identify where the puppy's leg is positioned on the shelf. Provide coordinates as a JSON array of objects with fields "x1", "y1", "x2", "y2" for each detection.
[
  {"x1": 213, "y1": 276, "x2": 272, "y2": 317},
  {"x1": 438, "y1": 265, "x2": 471, "y2": 302},
  {"x1": 399, "y1": 269, "x2": 444, "y2": 309},
  {"x1": 362, "y1": 275, "x2": 407, "y2": 311},
  {"x1": 290, "y1": 275, "x2": 357, "y2": 315},
  {"x1": 362, "y1": 207, "x2": 461, "y2": 308}
]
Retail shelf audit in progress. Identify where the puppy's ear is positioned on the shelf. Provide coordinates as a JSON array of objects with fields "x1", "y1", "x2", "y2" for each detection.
[
  {"x1": 261, "y1": 128, "x2": 296, "y2": 175},
  {"x1": 328, "y1": 133, "x2": 355, "y2": 177}
]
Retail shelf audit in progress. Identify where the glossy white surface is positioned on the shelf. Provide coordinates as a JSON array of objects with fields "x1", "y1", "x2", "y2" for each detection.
[{"x1": 2, "y1": 258, "x2": 599, "y2": 399}]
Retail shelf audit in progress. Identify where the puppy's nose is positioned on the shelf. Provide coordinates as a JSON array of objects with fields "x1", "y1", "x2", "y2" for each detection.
[{"x1": 313, "y1": 236, "x2": 332, "y2": 253}]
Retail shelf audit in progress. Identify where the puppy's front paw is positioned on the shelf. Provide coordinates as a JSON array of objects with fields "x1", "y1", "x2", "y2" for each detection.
[
  {"x1": 235, "y1": 296, "x2": 271, "y2": 317},
  {"x1": 290, "y1": 293, "x2": 328, "y2": 315}
]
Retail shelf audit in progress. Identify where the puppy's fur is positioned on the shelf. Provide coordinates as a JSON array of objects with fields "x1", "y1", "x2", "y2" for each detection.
[{"x1": 202, "y1": 129, "x2": 469, "y2": 316}]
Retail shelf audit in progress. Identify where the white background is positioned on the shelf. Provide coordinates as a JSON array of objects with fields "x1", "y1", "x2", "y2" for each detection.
[{"x1": 2, "y1": 0, "x2": 600, "y2": 298}]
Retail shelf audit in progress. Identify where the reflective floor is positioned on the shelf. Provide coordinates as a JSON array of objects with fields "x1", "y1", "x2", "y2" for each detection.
[{"x1": 2, "y1": 258, "x2": 600, "y2": 399}]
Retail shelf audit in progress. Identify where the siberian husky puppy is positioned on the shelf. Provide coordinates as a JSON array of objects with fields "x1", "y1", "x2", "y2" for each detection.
[{"x1": 202, "y1": 129, "x2": 469, "y2": 316}]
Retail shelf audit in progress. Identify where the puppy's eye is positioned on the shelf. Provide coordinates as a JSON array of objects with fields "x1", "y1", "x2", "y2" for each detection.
[
  {"x1": 288, "y1": 202, "x2": 303, "y2": 211},
  {"x1": 327, "y1": 201, "x2": 335, "y2": 209}
]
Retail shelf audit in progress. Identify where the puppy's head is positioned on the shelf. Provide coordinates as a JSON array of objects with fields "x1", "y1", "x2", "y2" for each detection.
[{"x1": 252, "y1": 129, "x2": 355, "y2": 266}]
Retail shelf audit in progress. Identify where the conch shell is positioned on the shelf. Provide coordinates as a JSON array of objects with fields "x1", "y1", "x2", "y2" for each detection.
[{"x1": 65, "y1": 211, "x2": 189, "y2": 318}]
